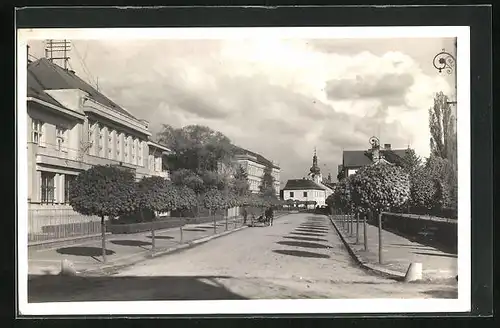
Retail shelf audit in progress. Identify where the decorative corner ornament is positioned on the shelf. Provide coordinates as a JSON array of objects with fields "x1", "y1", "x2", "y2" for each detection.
[
  {"x1": 433, "y1": 49, "x2": 456, "y2": 74},
  {"x1": 369, "y1": 136, "x2": 380, "y2": 148}
]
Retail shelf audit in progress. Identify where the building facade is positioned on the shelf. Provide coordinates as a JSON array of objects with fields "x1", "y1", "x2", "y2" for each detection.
[
  {"x1": 232, "y1": 146, "x2": 280, "y2": 196},
  {"x1": 26, "y1": 57, "x2": 170, "y2": 242},
  {"x1": 282, "y1": 179, "x2": 327, "y2": 208},
  {"x1": 282, "y1": 150, "x2": 334, "y2": 208}
]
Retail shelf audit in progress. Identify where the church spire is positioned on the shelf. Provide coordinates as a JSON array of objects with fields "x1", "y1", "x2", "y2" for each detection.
[{"x1": 310, "y1": 147, "x2": 321, "y2": 175}]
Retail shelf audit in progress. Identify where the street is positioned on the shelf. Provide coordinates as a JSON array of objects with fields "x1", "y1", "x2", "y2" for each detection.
[{"x1": 28, "y1": 213, "x2": 457, "y2": 302}]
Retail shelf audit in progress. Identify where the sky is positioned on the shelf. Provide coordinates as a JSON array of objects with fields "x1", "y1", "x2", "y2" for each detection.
[{"x1": 27, "y1": 36, "x2": 456, "y2": 187}]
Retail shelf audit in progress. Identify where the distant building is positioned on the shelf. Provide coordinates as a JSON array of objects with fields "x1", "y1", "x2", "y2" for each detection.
[
  {"x1": 232, "y1": 146, "x2": 280, "y2": 196},
  {"x1": 338, "y1": 142, "x2": 408, "y2": 180},
  {"x1": 282, "y1": 149, "x2": 335, "y2": 208}
]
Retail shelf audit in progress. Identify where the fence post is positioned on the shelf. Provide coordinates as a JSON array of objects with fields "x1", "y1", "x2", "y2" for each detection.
[
  {"x1": 180, "y1": 225, "x2": 183, "y2": 243},
  {"x1": 363, "y1": 213, "x2": 368, "y2": 251},
  {"x1": 378, "y1": 211, "x2": 383, "y2": 264},
  {"x1": 356, "y1": 212, "x2": 360, "y2": 244}
]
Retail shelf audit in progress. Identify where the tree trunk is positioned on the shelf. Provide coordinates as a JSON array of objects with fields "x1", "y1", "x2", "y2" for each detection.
[
  {"x1": 225, "y1": 209, "x2": 228, "y2": 231},
  {"x1": 356, "y1": 212, "x2": 360, "y2": 244},
  {"x1": 151, "y1": 210, "x2": 156, "y2": 252},
  {"x1": 213, "y1": 210, "x2": 216, "y2": 234},
  {"x1": 101, "y1": 215, "x2": 107, "y2": 263},
  {"x1": 363, "y1": 213, "x2": 368, "y2": 251},
  {"x1": 378, "y1": 211, "x2": 383, "y2": 264}
]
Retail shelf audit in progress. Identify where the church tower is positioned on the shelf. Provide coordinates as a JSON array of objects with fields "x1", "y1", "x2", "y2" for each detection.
[{"x1": 308, "y1": 148, "x2": 322, "y2": 184}]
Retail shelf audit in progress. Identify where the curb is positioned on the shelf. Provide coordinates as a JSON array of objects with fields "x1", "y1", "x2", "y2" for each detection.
[
  {"x1": 79, "y1": 224, "x2": 250, "y2": 276},
  {"x1": 328, "y1": 216, "x2": 405, "y2": 281}
]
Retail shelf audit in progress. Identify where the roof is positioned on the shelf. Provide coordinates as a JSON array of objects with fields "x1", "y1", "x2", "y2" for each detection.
[
  {"x1": 342, "y1": 148, "x2": 407, "y2": 167},
  {"x1": 232, "y1": 145, "x2": 279, "y2": 169},
  {"x1": 27, "y1": 58, "x2": 136, "y2": 119},
  {"x1": 282, "y1": 179, "x2": 325, "y2": 191}
]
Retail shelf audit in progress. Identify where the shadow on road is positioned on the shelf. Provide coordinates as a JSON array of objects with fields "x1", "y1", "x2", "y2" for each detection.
[
  {"x1": 28, "y1": 275, "x2": 247, "y2": 303},
  {"x1": 291, "y1": 232, "x2": 325, "y2": 237},
  {"x1": 283, "y1": 236, "x2": 328, "y2": 243},
  {"x1": 294, "y1": 229, "x2": 327, "y2": 235},
  {"x1": 297, "y1": 227, "x2": 329, "y2": 232},
  {"x1": 146, "y1": 235, "x2": 174, "y2": 240},
  {"x1": 182, "y1": 228, "x2": 207, "y2": 232},
  {"x1": 110, "y1": 240, "x2": 152, "y2": 249},
  {"x1": 277, "y1": 240, "x2": 330, "y2": 249},
  {"x1": 273, "y1": 249, "x2": 330, "y2": 259},
  {"x1": 300, "y1": 224, "x2": 328, "y2": 229},
  {"x1": 420, "y1": 288, "x2": 458, "y2": 299},
  {"x1": 56, "y1": 246, "x2": 115, "y2": 258},
  {"x1": 412, "y1": 251, "x2": 457, "y2": 258}
]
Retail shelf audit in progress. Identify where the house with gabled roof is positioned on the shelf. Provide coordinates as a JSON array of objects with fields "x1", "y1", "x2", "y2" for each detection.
[
  {"x1": 282, "y1": 150, "x2": 335, "y2": 208},
  {"x1": 338, "y1": 142, "x2": 408, "y2": 179}
]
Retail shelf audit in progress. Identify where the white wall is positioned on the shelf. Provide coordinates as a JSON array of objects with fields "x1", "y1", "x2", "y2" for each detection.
[{"x1": 282, "y1": 188, "x2": 326, "y2": 207}]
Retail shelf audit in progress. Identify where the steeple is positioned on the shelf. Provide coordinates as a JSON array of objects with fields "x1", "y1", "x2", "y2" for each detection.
[{"x1": 309, "y1": 147, "x2": 321, "y2": 175}]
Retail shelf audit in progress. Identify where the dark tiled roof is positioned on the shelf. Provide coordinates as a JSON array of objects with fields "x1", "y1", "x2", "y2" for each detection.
[
  {"x1": 282, "y1": 179, "x2": 325, "y2": 191},
  {"x1": 342, "y1": 148, "x2": 408, "y2": 167},
  {"x1": 232, "y1": 145, "x2": 279, "y2": 169},
  {"x1": 27, "y1": 58, "x2": 136, "y2": 119}
]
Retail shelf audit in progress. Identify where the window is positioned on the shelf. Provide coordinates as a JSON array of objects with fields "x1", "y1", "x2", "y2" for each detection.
[
  {"x1": 64, "y1": 175, "x2": 76, "y2": 203},
  {"x1": 41, "y1": 172, "x2": 55, "y2": 204},
  {"x1": 303, "y1": 191, "x2": 308, "y2": 197},
  {"x1": 56, "y1": 126, "x2": 67, "y2": 151},
  {"x1": 32, "y1": 119, "x2": 43, "y2": 144},
  {"x1": 289, "y1": 192, "x2": 294, "y2": 198},
  {"x1": 138, "y1": 142, "x2": 143, "y2": 166}
]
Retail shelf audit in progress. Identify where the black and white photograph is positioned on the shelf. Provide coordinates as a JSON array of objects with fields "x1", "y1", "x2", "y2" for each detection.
[{"x1": 17, "y1": 26, "x2": 471, "y2": 315}]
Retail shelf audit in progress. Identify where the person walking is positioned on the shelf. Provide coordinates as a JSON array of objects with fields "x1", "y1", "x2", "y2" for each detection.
[{"x1": 242, "y1": 207, "x2": 248, "y2": 225}]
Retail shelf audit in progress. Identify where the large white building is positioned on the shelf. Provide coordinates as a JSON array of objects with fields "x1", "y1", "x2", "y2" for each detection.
[
  {"x1": 282, "y1": 150, "x2": 334, "y2": 208},
  {"x1": 26, "y1": 54, "x2": 170, "y2": 244},
  {"x1": 232, "y1": 146, "x2": 280, "y2": 196}
]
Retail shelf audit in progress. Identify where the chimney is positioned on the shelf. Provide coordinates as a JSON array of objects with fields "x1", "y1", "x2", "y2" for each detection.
[
  {"x1": 384, "y1": 143, "x2": 391, "y2": 150},
  {"x1": 372, "y1": 144, "x2": 380, "y2": 162}
]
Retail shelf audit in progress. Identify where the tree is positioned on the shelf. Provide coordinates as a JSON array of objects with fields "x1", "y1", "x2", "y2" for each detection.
[
  {"x1": 424, "y1": 155, "x2": 456, "y2": 209},
  {"x1": 157, "y1": 124, "x2": 234, "y2": 172},
  {"x1": 400, "y1": 147, "x2": 422, "y2": 174},
  {"x1": 69, "y1": 165, "x2": 137, "y2": 262},
  {"x1": 409, "y1": 166, "x2": 436, "y2": 211},
  {"x1": 202, "y1": 188, "x2": 228, "y2": 232},
  {"x1": 170, "y1": 169, "x2": 205, "y2": 194},
  {"x1": 231, "y1": 165, "x2": 250, "y2": 197},
  {"x1": 259, "y1": 165, "x2": 275, "y2": 195},
  {"x1": 429, "y1": 92, "x2": 455, "y2": 161},
  {"x1": 136, "y1": 176, "x2": 171, "y2": 251},
  {"x1": 349, "y1": 162, "x2": 411, "y2": 214}
]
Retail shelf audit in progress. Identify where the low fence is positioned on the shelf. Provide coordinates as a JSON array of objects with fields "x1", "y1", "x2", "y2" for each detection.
[
  {"x1": 28, "y1": 208, "x2": 102, "y2": 245},
  {"x1": 106, "y1": 215, "x2": 227, "y2": 234}
]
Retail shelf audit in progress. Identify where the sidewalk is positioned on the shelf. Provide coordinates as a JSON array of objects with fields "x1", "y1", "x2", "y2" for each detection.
[
  {"x1": 330, "y1": 215, "x2": 457, "y2": 282},
  {"x1": 28, "y1": 216, "x2": 245, "y2": 276},
  {"x1": 28, "y1": 212, "x2": 291, "y2": 277}
]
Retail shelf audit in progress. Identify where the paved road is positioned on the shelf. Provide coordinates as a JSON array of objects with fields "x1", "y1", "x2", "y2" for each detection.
[{"x1": 28, "y1": 213, "x2": 457, "y2": 302}]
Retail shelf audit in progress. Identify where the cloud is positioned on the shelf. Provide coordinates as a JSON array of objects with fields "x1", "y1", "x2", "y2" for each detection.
[{"x1": 27, "y1": 36, "x2": 454, "y2": 185}]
